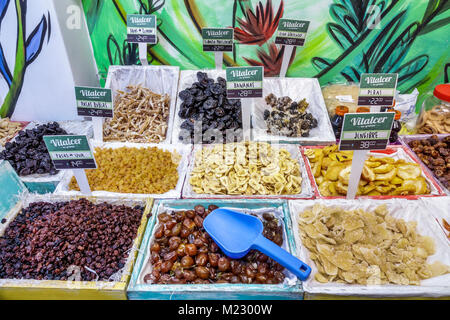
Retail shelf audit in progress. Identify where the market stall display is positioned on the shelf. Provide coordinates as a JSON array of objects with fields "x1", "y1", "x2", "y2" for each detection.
[
  {"x1": 104, "y1": 66, "x2": 179, "y2": 144},
  {"x1": 0, "y1": 193, "x2": 152, "y2": 300},
  {"x1": 127, "y1": 199, "x2": 302, "y2": 300},
  {"x1": 302, "y1": 145, "x2": 444, "y2": 198},
  {"x1": 290, "y1": 198, "x2": 450, "y2": 299},
  {"x1": 402, "y1": 134, "x2": 450, "y2": 193},
  {"x1": 55, "y1": 141, "x2": 190, "y2": 199},
  {"x1": 183, "y1": 142, "x2": 313, "y2": 199},
  {"x1": 252, "y1": 78, "x2": 335, "y2": 145}
]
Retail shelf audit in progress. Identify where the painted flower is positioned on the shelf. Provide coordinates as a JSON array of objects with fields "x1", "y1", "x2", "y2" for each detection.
[
  {"x1": 244, "y1": 42, "x2": 296, "y2": 77},
  {"x1": 234, "y1": 0, "x2": 284, "y2": 46}
]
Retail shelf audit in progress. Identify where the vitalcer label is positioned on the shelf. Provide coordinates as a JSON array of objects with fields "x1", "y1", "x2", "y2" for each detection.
[
  {"x1": 127, "y1": 14, "x2": 157, "y2": 44},
  {"x1": 339, "y1": 112, "x2": 395, "y2": 150},
  {"x1": 358, "y1": 73, "x2": 398, "y2": 106},
  {"x1": 275, "y1": 19, "x2": 310, "y2": 46},
  {"x1": 75, "y1": 86, "x2": 113, "y2": 118},
  {"x1": 226, "y1": 66, "x2": 263, "y2": 99},
  {"x1": 202, "y1": 28, "x2": 234, "y2": 52},
  {"x1": 43, "y1": 135, "x2": 97, "y2": 170}
]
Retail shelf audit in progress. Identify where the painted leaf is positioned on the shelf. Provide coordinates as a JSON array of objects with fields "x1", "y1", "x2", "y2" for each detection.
[
  {"x1": 394, "y1": 55, "x2": 429, "y2": 82},
  {"x1": 25, "y1": 15, "x2": 48, "y2": 65},
  {"x1": 328, "y1": 23, "x2": 354, "y2": 50},
  {"x1": 0, "y1": 0, "x2": 10, "y2": 23},
  {"x1": 0, "y1": 43, "x2": 12, "y2": 86},
  {"x1": 312, "y1": 57, "x2": 334, "y2": 72}
]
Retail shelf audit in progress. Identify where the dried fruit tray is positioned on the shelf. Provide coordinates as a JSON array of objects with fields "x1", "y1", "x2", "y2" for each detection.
[
  {"x1": 54, "y1": 141, "x2": 192, "y2": 199},
  {"x1": 251, "y1": 77, "x2": 336, "y2": 145},
  {"x1": 182, "y1": 143, "x2": 314, "y2": 200},
  {"x1": 0, "y1": 121, "x2": 93, "y2": 194},
  {"x1": 0, "y1": 194, "x2": 153, "y2": 300},
  {"x1": 301, "y1": 145, "x2": 445, "y2": 199},
  {"x1": 127, "y1": 199, "x2": 303, "y2": 300},
  {"x1": 105, "y1": 65, "x2": 180, "y2": 144},
  {"x1": 400, "y1": 134, "x2": 450, "y2": 195},
  {"x1": 289, "y1": 198, "x2": 450, "y2": 299}
]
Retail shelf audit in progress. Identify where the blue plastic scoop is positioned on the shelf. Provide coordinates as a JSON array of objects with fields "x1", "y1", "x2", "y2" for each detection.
[{"x1": 203, "y1": 208, "x2": 311, "y2": 281}]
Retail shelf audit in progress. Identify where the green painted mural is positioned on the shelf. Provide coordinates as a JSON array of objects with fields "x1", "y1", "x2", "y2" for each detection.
[{"x1": 82, "y1": 0, "x2": 450, "y2": 106}]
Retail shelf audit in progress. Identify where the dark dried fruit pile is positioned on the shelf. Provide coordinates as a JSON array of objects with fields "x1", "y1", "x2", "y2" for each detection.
[
  {"x1": 409, "y1": 135, "x2": 450, "y2": 189},
  {"x1": 0, "y1": 122, "x2": 68, "y2": 176},
  {"x1": 264, "y1": 93, "x2": 318, "y2": 137},
  {"x1": 0, "y1": 199, "x2": 144, "y2": 281},
  {"x1": 177, "y1": 72, "x2": 243, "y2": 143},
  {"x1": 144, "y1": 205, "x2": 286, "y2": 284}
]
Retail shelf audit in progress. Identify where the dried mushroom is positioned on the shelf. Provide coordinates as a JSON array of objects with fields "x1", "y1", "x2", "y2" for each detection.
[
  {"x1": 103, "y1": 85, "x2": 170, "y2": 143},
  {"x1": 264, "y1": 93, "x2": 318, "y2": 137}
]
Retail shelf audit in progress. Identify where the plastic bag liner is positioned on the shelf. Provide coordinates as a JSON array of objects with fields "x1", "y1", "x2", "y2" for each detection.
[
  {"x1": 0, "y1": 193, "x2": 150, "y2": 291},
  {"x1": 105, "y1": 65, "x2": 180, "y2": 144},
  {"x1": 302, "y1": 145, "x2": 443, "y2": 199},
  {"x1": 54, "y1": 141, "x2": 191, "y2": 199},
  {"x1": 182, "y1": 143, "x2": 314, "y2": 199},
  {"x1": 0, "y1": 121, "x2": 93, "y2": 186},
  {"x1": 127, "y1": 199, "x2": 301, "y2": 299},
  {"x1": 289, "y1": 197, "x2": 450, "y2": 298},
  {"x1": 252, "y1": 77, "x2": 335, "y2": 145},
  {"x1": 400, "y1": 134, "x2": 450, "y2": 195}
]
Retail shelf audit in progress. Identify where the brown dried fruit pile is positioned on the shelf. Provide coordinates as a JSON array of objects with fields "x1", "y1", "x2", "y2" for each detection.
[
  {"x1": 144, "y1": 205, "x2": 286, "y2": 284},
  {"x1": 0, "y1": 199, "x2": 144, "y2": 281}
]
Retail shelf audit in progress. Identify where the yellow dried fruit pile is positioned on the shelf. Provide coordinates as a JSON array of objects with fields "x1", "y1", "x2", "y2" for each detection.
[
  {"x1": 69, "y1": 146, "x2": 179, "y2": 194},
  {"x1": 297, "y1": 204, "x2": 449, "y2": 285},
  {"x1": 190, "y1": 142, "x2": 302, "y2": 195},
  {"x1": 305, "y1": 145, "x2": 430, "y2": 196}
]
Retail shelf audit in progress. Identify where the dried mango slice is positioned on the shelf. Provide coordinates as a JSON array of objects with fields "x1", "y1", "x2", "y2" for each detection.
[
  {"x1": 338, "y1": 166, "x2": 351, "y2": 184},
  {"x1": 375, "y1": 167, "x2": 397, "y2": 181},
  {"x1": 325, "y1": 164, "x2": 344, "y2": 181},
  {"x1": 373, "y1": 163, "x2": 395, "y2": 174},
  {"x1": 335, "y1": 180, "x2": 348, "y2": 194},
  {"x1": 390, "y1": 176, "x2": 403, "y2": 185},
  {"x1": 361, "y1": 165, "x2": 376, "y2": 181}
]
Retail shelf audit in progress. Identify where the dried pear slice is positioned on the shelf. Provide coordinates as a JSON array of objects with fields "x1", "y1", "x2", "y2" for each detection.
[
  {"x1": 373, "y1": 163, "x2": 395, "y2": 174},
  {"x1": 390, "y1": 176, "x2": 403, "y2": 185},
  {"x1": 361, "y1": 165, "x2": 376, "y2": 181},
  {"x1": 335, "y1": 180, "x2": 348, "y2": 194},
  {"x1": 375, "y1": 167, "x2": 397, "y2": 181},
  {"x1": 318, "y1": 180, "x2": 333, "y2": 196},
  {"x1": 397, "y1": 164, "x2": 421, "y2": 180},
  {"x1": 362, "y1": 183, "x2": 376, "y2": 194},
  {"x1": 338, "y1": 166, "x2": 351, "y2": 184},
  {"x1": 366, "y1": 161, "x2": 381, "y2": 168}
]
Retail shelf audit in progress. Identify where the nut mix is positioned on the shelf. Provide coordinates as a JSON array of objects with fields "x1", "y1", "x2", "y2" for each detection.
[
  {"x1": 408, "y1": 135, "x2": 450, "y2": 189},
  {"x1": 69, "y1": 146, "x2": 180, "y2": 194},
  {"x1": 0, "y1": 118, "x2": 23, "y2": 147},
  {"x1": 305, "y1": 145, "x2": 430, "y2": 196},
  {"x1": 264, "y1": 94, "x2": 318, "y2": 137},
  {"x1": 0, "y1": 199, "x2": 144, "y2": 281},
  {"x1": 103, "y1": 85, "x2": 171, "y2": 143},
  {"x1": 144, "y1": 204, "x2": 286, "y2": 284},
  {"x1": 177, "y1": 72, "x2": 242, "y2": 143},
  {"x1": 189, "y1": 142, "x2": 302, "y2": 195},
  {"x1": 297, "y1": 204, "x2": 449, "y2": 285},
  {"x1": 0, "y1": 122, "x2": 68, "y2": 176}
]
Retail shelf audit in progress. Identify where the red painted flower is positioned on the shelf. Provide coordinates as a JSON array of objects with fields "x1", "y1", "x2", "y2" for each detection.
[
  {"x1": 244, "y1": 43, "x2": 296, "y2": 77},
  {"x1": 234, "y1": 0, "x2": 284, "y2": 46}
]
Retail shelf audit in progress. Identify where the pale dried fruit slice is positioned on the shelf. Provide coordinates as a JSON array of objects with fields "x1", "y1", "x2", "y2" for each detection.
[
  {"x1": 375, "y1": 167, "x2": 397, "y2": 181},
  {"x1": 325, "y1": 164, "x2": 345, "y2": 181},
  {"x1": 335, "y1": 180, "x2": 348, "y2": 194},
  {"x1": 373, "y1": 163, "x2": 395, "y2": 174},
  {"x1": 397, "y1": 164, "x2": 421, "y2": 180},
  {"x1": 361, "y1": 165, "x2": 376, "y2": 181},
  {"x1": 338, "y1": 166, "x2": 351, "y2": 184}
]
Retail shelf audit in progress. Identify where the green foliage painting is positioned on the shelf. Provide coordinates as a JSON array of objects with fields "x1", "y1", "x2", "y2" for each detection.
[{"x1": 82, "y1": 0, "x2": 449, "y2": 103}]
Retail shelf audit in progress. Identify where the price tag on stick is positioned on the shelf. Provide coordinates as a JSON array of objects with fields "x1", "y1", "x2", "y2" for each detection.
[
  {"x1": 75, "y1": 86, "x2": 113, "y2": 142},
  {"x1": 43, "y1": 135, "x2": 97, "y2": 195},
  {"x1": 226, "y1": 66, "x2": 264, "y2": 141},
  {"x1": 358, "y1": 73, "x2": 398, "y2": 109},
  {"x1": 202, "y1": 28, "x2": 234, "y2": 70},
  {"x1": 275, "y1": 19, "x2": 310, "y2": 78},
  {"x1": 339, "y1": 112, "x2": 395, "y2": 199},
  {"x1": 127, "y1": 14, "x2": 157, "y2": 65}
]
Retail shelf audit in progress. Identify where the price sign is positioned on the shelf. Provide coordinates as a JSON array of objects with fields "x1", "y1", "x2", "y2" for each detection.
[
  {"x1": 127, "y1": 14, "x2": 157, "y2": 44},
  {"x1": 202, "y1": 28, "x2": 234, "y2": 52},
  {"x1": 358, "y1": 73, "x2": 398, "y2": 106},
  {"x1": 275, "y1": 19, "x2": 310, "y2": 46},
  {"x1": 43, "y1": 135, "x2": 97, "y2": 170},
  {"x1": 75, "y1": 86, "x2": 113, "y2": 118},
  {"x1": 339, "y1": 112, "x2": 395, "y2": 151},
  {"x1": 226, "y1": 66, "x2": 263, "y2": 99}
]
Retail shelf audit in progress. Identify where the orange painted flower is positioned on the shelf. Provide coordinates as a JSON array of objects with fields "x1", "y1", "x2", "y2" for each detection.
[{"x1": 234, "y1": 0, "x2": 284, "y2": 46}]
